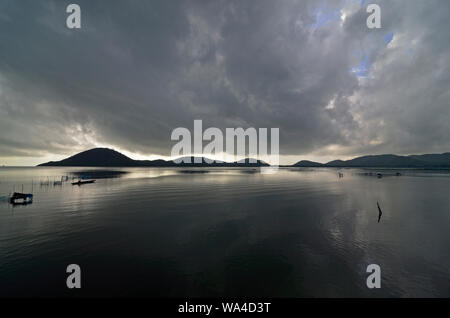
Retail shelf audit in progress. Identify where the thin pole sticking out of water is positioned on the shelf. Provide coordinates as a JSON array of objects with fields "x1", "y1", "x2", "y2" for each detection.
[{"x1": 377, "y1": 202, "x2": 383, "y2": 223}]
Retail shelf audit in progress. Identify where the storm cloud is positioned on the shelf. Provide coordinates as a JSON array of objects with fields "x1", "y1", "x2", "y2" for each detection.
[{"x1": 0, "y1": 0, "x2": 449, "y2": 164}]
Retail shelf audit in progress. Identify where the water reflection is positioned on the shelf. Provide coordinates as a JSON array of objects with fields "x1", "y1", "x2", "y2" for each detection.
[
  {"x1": 0, "y1": 167, "x2": 450, "y2": 297},
  {"x1": 71, "y1": 170, "x2": 129, "y2": 179},
  {"x1": 178, "y1": 170, "x2": 210, "y2": 174}
]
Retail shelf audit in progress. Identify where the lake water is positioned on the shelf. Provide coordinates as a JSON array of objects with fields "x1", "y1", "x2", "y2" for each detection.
[{"x1": 1, "y1": 166, "x2": 450, "y2": 297}]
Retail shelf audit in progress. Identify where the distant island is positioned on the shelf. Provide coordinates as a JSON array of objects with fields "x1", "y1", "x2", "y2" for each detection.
[
  {"x1": 37, "y1": 148, "x2": 450, "y2": 168},
  {"x1": 37, "y1": 148, "x2": 269, "y2": 167},
  {"x1": 293, "y1": 153, "x2": 450, "y2": 168}
]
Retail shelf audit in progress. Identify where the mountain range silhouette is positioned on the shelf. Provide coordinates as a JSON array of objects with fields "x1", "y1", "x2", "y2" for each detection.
[{"x1": 38, "y1": 148, "x2": 450, "y2": 168}]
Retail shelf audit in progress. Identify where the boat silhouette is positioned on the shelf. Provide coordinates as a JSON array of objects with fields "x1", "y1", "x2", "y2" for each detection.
[
  {"x1": 9, "y1": 192, "x2": 33, "y2": 205},
  {"x1": 71, "y1": 179, "x2": 96, "y2": 186}
]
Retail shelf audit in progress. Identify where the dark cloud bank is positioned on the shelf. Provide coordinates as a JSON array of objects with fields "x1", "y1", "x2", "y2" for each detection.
[{"x1": 0, "y1": 0, "x2": 449, "y2": 164}]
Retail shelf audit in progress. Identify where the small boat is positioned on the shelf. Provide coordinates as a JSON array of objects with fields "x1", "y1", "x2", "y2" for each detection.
[
  {"x1": 71, "y1": 179, "x2": 96, "y2": 186},
  {"x1": 377, "y1": 173, "x2": 383, "y2": 178},
  {"x1": 9, "y1": 192, "x2": 33, "y2": 205}
]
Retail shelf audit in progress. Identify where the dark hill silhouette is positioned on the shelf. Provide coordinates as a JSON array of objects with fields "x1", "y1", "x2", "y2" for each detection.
[
  {"x1": 409, "y1": 153, "x2": 450, "y2": 166},
  {"x1": 39, "y1": 148, "x2": 135, "y2": 167},
  {"x1": 293, "y1": 160, "x2": 325, "y2": 167},
  {"x1": 325, "y1": 160, "x2": 345, "y2": 166},
  {"x1": 327, "y1": 155, "x2": 423, "y2": 167},
  {"x1": 293, "y1": 153, "x2": 450, "y2": 168},
  {"x1": 38, "y1": 148, "x2": 269, "y2": 167}
]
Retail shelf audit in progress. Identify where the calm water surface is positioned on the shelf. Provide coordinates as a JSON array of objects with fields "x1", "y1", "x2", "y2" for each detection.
[{"x1": 1, "y1": 167, "x2": 450, "y2": 297}]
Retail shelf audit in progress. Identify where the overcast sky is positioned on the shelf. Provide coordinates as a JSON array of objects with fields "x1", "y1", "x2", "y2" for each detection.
[{"x1": 0, "y1": 0, "x2": 449, "y2": 165}]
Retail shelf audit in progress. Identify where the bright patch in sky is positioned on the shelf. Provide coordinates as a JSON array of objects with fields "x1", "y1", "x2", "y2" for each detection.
[
  {"x1": 311, "y1": 3, "x2": 342, "y2": 30},
  {"x1": 384, "y1": 32, "x2": 394, "y2": 45},
  {"x1": 351, "y1": 56, "x2": 370, "y2": 77}
]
